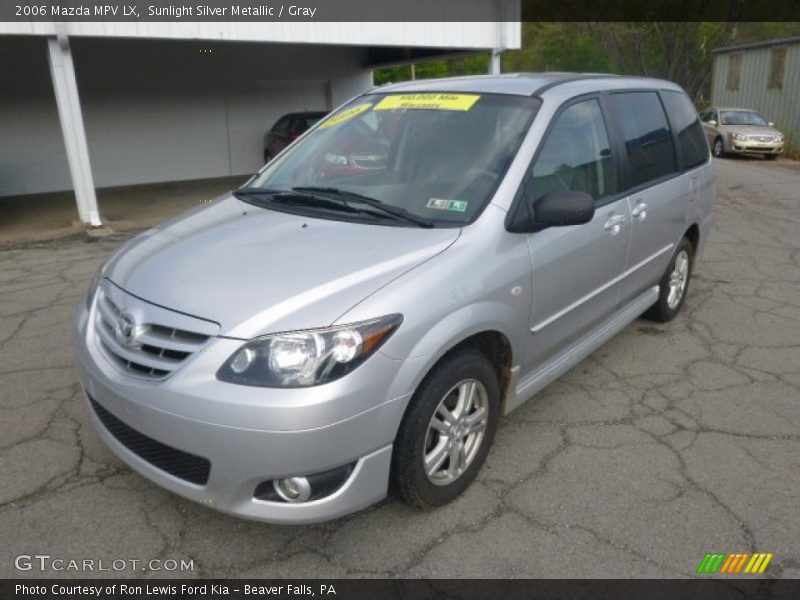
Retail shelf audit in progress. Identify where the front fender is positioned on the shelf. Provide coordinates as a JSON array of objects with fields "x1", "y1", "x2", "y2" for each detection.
[{"x1": 381, "y1": 300, "x2": 524, "y2": 403}]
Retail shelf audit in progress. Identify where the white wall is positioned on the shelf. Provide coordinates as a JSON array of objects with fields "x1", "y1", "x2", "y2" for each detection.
[
  {"x1": 0, "y1": 37, "x2": 73, "y2": 195},
  {"x1": 0, "y1": 36, "x2": 372, "y2": 196}
]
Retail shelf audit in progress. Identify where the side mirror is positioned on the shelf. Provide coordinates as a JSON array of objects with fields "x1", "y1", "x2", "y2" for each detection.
[
  {"x1": 768, "y1": 121, "x2": 775, "y2": 127},
  {"x1": 507, "y1": 190, "x2": 595, "y2": 233},
  {"x1": 707, "y1": 119, "x2": 717, "y2": 126},
  {"x1": 534, "y1": 191, "x2": 595, "y2": 229}
]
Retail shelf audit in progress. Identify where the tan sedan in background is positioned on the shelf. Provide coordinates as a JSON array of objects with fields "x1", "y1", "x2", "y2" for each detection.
[{"x1": 699, "y1": 107, "x2": 785, "y2": 160}]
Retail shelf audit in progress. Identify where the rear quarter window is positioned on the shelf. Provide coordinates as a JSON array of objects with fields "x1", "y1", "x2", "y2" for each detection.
[
  {"x1": 661, "y1": 91, "x2": 709, "y2": 170},
  {"x1": 272, "y1": 116, "x2": 293, "y2": 134},
  {"x1": 608, "y1": 92, "x2": 678, "y2": 189}
]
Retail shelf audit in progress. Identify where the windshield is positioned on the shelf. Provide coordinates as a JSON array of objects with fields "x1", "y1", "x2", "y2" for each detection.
[
  {"x1": 720, "y1": 110, "x2": 769, "y2": 126},
  {"x1": 244, "y1": 93, "x2": 540, "y2": 226}
]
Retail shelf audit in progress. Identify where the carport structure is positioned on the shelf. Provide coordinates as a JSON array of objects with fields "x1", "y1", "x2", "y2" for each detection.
[{"x1": 0, "y1": 13, "x2": 519, "y2": 225}]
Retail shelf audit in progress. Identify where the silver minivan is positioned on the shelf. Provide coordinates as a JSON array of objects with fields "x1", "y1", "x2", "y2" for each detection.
[{"x1": 74, "y1": 74, "x2": 714, "y2": 523}]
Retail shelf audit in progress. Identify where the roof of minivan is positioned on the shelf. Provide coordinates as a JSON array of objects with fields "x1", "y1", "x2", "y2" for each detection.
[{"x1": 373, "y1": 73, "x2": 682, "y2": 97}]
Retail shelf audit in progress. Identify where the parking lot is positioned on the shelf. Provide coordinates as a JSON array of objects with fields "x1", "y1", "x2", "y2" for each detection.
[{"x1": 1, "y1": 157, "x2": 798, "y2": 579}]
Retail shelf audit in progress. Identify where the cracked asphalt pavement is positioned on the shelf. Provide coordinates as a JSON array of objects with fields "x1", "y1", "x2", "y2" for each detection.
[{"x1": 1, "y1": 158, "x2": 799, "y2": 579}]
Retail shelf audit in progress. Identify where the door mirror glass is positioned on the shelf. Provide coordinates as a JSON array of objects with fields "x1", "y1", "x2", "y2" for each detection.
[
  {"x1": 707, "y1": 119, "x2": 717, "y2": 126},
  {"x1": 533, "y1": 191, "x2": 595, "y2": 228},
  {"x1": 768, "y1": 121, "x2": 775, "y2": 127}
]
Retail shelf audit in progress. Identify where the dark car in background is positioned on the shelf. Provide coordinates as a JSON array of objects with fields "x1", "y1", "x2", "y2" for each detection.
[{"x1": 264, "y1": 111, "x2": 328, "y2": 163}]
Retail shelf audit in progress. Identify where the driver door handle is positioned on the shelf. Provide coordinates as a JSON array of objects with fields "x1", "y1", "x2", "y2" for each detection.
[{"x1": 603, "y1": 213, "x2": 626, "y2": 235}]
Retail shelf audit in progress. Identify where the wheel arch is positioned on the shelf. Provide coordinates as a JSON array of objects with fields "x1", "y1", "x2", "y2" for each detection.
[
  {"x1": 684, "y1": 223, "x2": 700, "y2": 253},
  {"x1": 440, "y1": 330, "x2": 514, "y2": 400},
  {"x1": 387, "y1": 320, "x2": 517, "y2": 438}
]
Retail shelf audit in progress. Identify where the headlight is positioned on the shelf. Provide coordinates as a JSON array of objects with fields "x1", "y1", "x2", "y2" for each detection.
[
  {"x1": 217, "y1": 314, "x2": 402, "y2": 388},
  {"x1": 731, "y1": 133, "x2": 747, "y2": 141},
  {"x1": 775, "y1": 134, "x2": 784, "y2": 142}
]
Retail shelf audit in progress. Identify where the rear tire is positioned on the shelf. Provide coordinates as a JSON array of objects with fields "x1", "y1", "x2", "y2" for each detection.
[
  {"x1": 644, "y1": 237, "x2": 694, "y2": 323},
  {"x1": 392, "y1": 349, "x2": 500, "y2": 508},
  {"x1": 712, "y1": 137, "x2": 724, "y2": 158}
]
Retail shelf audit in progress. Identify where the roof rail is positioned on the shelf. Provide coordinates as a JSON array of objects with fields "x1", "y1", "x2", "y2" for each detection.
[{"x1": 531, "y1": 73, "x2": 621, "y2": 96}]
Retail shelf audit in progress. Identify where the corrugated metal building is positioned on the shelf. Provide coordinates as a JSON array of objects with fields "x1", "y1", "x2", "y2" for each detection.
[
  {"x1": 711, "y1": 37, "x2": 800, "y2": 154},
  {"x1": 0, "y1": 11, "x2": 520, "y2": 224}
]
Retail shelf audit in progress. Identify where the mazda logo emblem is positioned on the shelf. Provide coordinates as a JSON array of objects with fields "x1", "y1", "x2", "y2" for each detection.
[{"x1": 114, "y1": 313, "x2": 141, "y2": 347}]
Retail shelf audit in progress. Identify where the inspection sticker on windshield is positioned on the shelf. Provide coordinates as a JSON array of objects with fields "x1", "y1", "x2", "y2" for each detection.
[
  {"x1": 375, "y1": 93, "x2": 480, "y2": 112},
  {"x1": 427, "y1": 198, "x2": 469, "y2": 212},
  {"x1": 318, "y1": 103, "x2": 373, "y2": 129}
]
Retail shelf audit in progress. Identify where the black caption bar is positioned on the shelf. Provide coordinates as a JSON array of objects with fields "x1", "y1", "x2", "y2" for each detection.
[
  {"x1": 3, "y1": 579, "x2": 800, "y2": 600},
  {"x1": 2, "y1": 0, "x2": 800, "y2": 22},
  {"x1": 0, "y1": 0, "x2": 508, "y2": 22},
  {"x1": 522, "y1": 0, "x2": 800, "y2": 21}
]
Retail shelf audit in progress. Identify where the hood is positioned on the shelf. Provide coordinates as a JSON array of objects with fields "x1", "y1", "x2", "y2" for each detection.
[
  {"x1": 105, "y1": 197, "x2": 459, "y2": 337},
  {"x1": 721, "y1": 124, "x2": 781, "y2": 137}
]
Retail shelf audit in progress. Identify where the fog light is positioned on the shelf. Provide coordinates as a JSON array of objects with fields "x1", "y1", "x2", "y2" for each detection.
[
  {"x1": 253, "y1": 462, "x2": 357, "y2": 503},
  {"x1": 274, "y1": 477, "x2": 311, "y2": 503}
]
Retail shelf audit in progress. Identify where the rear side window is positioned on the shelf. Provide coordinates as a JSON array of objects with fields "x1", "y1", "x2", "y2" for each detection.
[
  {"x1": 609, "y1": 92, "x2": 677, "y2": 189},
  {"x1": 300, "y1": 115, "x2": 324, "y2": 131},
  {"x1": 661, "y1": 91, "x2": 709, "y2": 170},
  {"x1": 531, "y1": 99, "x2": 615, "y2": 203},
  {"x1": 272, "y1": 115, "x2": 293, "y2": 134}
]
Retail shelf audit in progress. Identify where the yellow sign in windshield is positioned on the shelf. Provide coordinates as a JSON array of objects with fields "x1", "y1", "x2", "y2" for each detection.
[
  {"x1": 318, "y1": 103, "x2": 373, "y2": 129},
  {"x1": 375, "y1": 93, "x2": 480, "y2": 112}
]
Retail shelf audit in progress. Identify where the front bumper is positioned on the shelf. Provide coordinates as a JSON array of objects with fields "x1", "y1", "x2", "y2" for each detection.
[
  {"x1": 728, "y1": 139, "x2": 784, "y2": 156},
  {"x1": 73, "y1": 299, "x2": 411, "y2": 524}
]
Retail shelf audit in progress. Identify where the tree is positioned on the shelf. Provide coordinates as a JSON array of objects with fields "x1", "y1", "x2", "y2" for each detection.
[
  {"x1": 376, "y1": 22, "x2": 800, "y2": 102},
  {"x1": 373, "y1": 53, "x2": 489, "y2": 86},
  {"x1": 505, "y1": 22, "x2": 800, "y2": 102},
  {"x1": 503, "y1": 23, "x2": 614, "y2": 73}
]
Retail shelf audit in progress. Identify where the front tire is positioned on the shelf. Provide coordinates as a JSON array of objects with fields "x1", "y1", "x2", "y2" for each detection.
[
  {"x1": 712, "y1": 137, "x2": 724, "y2": 158},
  {"x1": 392, "y1": 349, "x2": 500, "y2": 508},
  {"x1": 765, "y1": 154, "x2": 778, "y2": 161},
  {"x1": 644, "y1": 237, "x2": 694, "y2": 323}
]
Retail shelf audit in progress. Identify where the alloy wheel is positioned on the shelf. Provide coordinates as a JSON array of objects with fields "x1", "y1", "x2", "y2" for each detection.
[
  {"x1": 423, "y1": 379, "x2": 489, "y2": 486},
  {"x1": 667, "y1": 249, "x2": 690, "y2": 309}
]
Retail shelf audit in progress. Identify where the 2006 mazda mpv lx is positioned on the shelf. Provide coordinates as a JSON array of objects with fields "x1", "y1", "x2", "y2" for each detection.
[{"x1": 74, "y1": 74, "x2": 713, "y2": 523}]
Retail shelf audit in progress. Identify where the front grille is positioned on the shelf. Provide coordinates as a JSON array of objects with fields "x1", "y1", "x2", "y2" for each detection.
[
  {"x1": 89, "y1": 396, "x2": 211, "y2": 485},
  {"x1": 93, "y1": 288, "x2": 210, "y2": 380},
  {"x1": 749, "y1": 135, "x2": 774, "y2": 142}
]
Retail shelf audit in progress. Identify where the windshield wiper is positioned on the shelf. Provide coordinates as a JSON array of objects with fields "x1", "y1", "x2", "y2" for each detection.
[
  {"x1": 233, "y1": 187, "x2": 287, "y2": 197},
  {"x1": 293, "y1": 186, "x2": 434, "y2": 228},
  {"x1": 234, "y1": 187, "x2": 362, "y2": 214}
]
